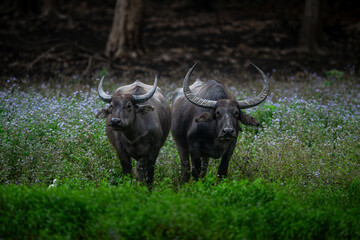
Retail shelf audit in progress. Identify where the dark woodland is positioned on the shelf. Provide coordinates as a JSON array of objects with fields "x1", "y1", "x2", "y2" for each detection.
[
  {"x1": 1, "y1": 0, "x2": 359, "y2": 81},
  {"x1": 1, "y1": 2, "x2": 360, "y2": 238}
]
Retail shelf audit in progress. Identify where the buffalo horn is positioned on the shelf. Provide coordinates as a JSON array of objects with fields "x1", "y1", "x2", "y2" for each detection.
[
  {"x1": 183, "y1": 62, "x2": 217, "y2": 109},
  {"x1": 132, "y1": 75, "x2": 158, "y2": 103},
  {"x1": 98, "y1": 76, "x2": 112, "y2": 103},
  {"x1": 237, "y1": 63, "x2": 270, "y2": 109}
]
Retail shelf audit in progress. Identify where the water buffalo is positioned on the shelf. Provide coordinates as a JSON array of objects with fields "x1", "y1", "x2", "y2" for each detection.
[
  {"x1": 96, "y1": 76, "x2": 171, "y2": 185},
  {"x1": 171, "y1": 63, "x2": 270, "y2": 181}
]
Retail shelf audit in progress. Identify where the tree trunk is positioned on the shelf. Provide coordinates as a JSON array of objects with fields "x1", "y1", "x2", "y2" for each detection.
[
  {"x1": 105, "y1": 0, "x2": 145, "y2": 59},
  {"x1": 299, "y1": 0, "x2": 325, "y2": 54}
]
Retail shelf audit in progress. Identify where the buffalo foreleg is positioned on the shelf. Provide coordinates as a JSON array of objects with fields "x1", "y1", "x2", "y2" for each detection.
[
  {"x1": 218, "y1": 142, "x2": 236, "y2": 178},
  {"x1": 177, "y1": 147, "x2": 191, "y2": 182},
  {"x1": 199, "y1": 157, "x2": 209, "y2": 178},
  {"x1": 135, "y1": 154, "x2": 157, "y2": 185},
  {"x1": 116, "y1": 148, "x2": 133, "y2": 178},
  {"x1": 190, "y1": 149, "x2": 202, "y2": 180}
]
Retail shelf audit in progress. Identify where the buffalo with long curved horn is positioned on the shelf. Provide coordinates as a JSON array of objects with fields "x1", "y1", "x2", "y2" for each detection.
[
  {"x1": 96, "y1": 76, "x2": 171, "y2": 185},
  {"x1": 171, "y1": 62, "x2": 270, "y2": 182}
]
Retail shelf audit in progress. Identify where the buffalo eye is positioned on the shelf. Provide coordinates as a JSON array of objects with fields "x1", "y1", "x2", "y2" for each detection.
[
  {"x1": 234, "y1": 108, "x2": 239, "y2": 117},
  {"x1": 215, "y1": 109, "x2": 221, "y2": 118},
  {"x1": 126, "y1": 102, "x2": 133, "y2": 110},
  {"x1": 108, "y1": 104, "x2": 114, "y2": 112}
]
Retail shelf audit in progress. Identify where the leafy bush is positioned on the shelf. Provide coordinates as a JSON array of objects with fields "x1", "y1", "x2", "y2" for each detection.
[
  {"x1": 1, "y1": 179, "x2": 359, "y2": 239},
  {"x1": 325, "y1": 69, "x2": 344, "y2": 80}
]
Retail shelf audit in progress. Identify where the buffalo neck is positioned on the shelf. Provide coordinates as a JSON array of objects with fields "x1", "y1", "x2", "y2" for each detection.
[
  {"x1": 121, "y1": 130, "x2": 149, "y2": 145},
  {"x1": 119, "y1": 117, "x2": 149, "y2": 145}
]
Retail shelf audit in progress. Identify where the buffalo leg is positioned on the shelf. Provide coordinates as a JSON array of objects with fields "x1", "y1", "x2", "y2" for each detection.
[
  {"x1": 145, "y1": 162, "x2": 155, "y2": 185},
  {"x1": 177, "y1": 147, "x2": 190, "y2": 182},
  {"x1": 218, "y1": 142, "x2": 236, "y2": 178},
  {"x1": 190, "y1": 142, "x2": 201, "y2": 180},
  {"x1": 116, "y1": 148, "x2": 133, "y2": 177},
  {"x1": 135, "y1": 155, "x2": 157, "y2": 185},
  {"x1": 145, "y1": 154, "x2": 158, "y2": 185},
  {"x1": 191, "y1": 158, "x2": 201, "y2": 180},
  {"x1": 199, "y1": 157, "x2": 209, "y2": 178},
  {"x1": 135, "y1": 158, "x2": 147, "y2": 183},
  {"x1": 190, "y1": 152, "x2": 201, "y2": 180}
]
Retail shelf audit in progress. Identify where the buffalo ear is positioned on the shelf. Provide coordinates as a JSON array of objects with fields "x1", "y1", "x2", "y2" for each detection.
[
  {"x1": 239, "y1": 113, "x2": 260, "y2": 126},
  {"x1": 96, "y1": 108, "x2": 111, "y2": 119},
  {"x1": 195, "y1": 112, "x2": 213, "y2": 123},
  {"x1": 136, "y1": 104, "x2": 155, "y2": 114}
]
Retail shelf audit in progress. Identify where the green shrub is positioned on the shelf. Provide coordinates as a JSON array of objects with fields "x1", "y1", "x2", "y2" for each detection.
[{"x1": 1, "y1": 179, "x2": 359, "y2": 239}]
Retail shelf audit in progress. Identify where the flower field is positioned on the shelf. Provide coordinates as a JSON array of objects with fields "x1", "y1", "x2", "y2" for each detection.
[{"x1": 1, "y1": 72, "x2": 360, "y2": 239}]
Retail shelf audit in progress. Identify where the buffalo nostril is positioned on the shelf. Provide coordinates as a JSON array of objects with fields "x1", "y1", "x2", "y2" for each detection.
[
  {"x1": 223, "y1": 128, "x2": 234, "y2": 134},
  {"x1": 111, "y1": 118, "x2": 122, "y2": 124}
]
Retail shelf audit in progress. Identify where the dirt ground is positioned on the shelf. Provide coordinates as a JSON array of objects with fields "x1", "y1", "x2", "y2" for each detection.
[{"x1": 1, "y1": 1, "x2": 359, "y2": 82}]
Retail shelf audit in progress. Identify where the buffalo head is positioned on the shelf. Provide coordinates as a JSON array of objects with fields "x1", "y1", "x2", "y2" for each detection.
[
  {"x1": 183, "y1": 62, "x2": 270, "y2": 141},
  {"x1": 96, "y1": 76, "x2": 158, "y2": 131}
]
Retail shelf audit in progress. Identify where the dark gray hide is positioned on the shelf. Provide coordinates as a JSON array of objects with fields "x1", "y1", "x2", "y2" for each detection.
[
  {"x1": 171, "y1": 63, "x2": 270, "y2": 182},
  {"x1": 96, "y1": 77, "x2": 171, "y2": 185}
]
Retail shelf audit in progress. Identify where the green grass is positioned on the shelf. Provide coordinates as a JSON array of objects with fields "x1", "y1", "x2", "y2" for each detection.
[
  {"x1": 1, "y1": 72, "x2": 360, "y2": 239},
  {"x1": 1, "y1": 178, "x2": 359, "y2": 239}
]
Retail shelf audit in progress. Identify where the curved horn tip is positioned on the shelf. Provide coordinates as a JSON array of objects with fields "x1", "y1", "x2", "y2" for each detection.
[
  {"x1": 237, "y1": 62, "x2": 270, "y2": 109},
  {"x1": 97, "y1": 75, "x2": 112, "y2": 103},
  {"x1": 132, "y1": 75, "x2": 158, "y2": 103},
  {"x1": 154, "y1": 75, "x2": 158, "y2": 86},
  {"x1": 191, "y1": 61, "x2": 199, "y2": 70},
  {"x1": 249, "y1": 62, "x2": 264, "y2": 73},
  {"x1": 184, "y1": 61, "x2": 199, "y2": 84},
  {"x1": 99, "y1": 75, "x2": 106, "y2": 88},
  {"x1": 248, "y1": 62, "x2": 258, "y2": 68},
  {"x1": 248, "y1": 62, "x2": 268, "y2": 79},
  {"x1": 182, "y1": 61, "x2": 217, "y2": 109}
]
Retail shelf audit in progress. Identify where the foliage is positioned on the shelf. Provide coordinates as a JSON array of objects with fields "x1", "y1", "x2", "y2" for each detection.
[
  {"x1": 1, "y1": 178, "x2": 360, "y2": 240},
  {"x1": 0, "y1": 84, "x2": 118, "y2": 186},
  {"x1": 1, "y1": 75, "x2": 359, "y2": 190},
  {"x1": 0, "y1": 73, "x2": 360, "y2": 239},
  {"x1": 325, "y1": 69, "x2": 344, "y2": 80}
]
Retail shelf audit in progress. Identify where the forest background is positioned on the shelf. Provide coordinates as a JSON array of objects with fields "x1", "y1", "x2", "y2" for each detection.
[
  {"x1": 1, "y1": 0, "x2": 359, "y2": 81},
  {"x1": 1, "y1": 0, "x2": 360, "y2": 239}
]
